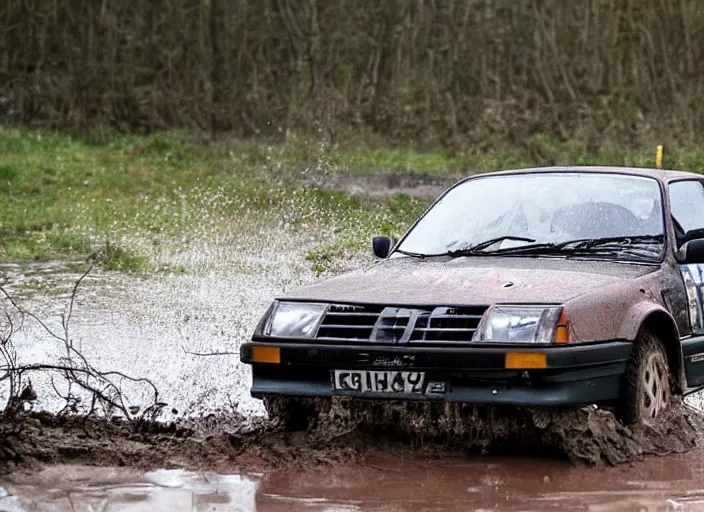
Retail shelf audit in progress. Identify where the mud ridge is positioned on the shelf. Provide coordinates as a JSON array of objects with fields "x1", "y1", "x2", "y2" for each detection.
[
  {"x1": 0, "y1": 399, "x2": 702, "y2": 476},
  {"x1": 300, "y1": 398, "x2": 704, "y2": 465},
  {"x1": 539, "y1": 401, "x2": 704, "y2": 465},
  {"x1": 315, "y1": 170, "x2": 457, "y2": 198}
]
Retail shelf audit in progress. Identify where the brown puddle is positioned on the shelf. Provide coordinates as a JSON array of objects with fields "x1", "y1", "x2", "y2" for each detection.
[
  {"x1": 257, "y1": 452, "x2": 704, "y2": 511},
  {"x1": 4, "y1": 452, "x2": 704, "y2": 511},
  {"x1": 2, "y1": 403, "x2": 704, "y2": 510}
]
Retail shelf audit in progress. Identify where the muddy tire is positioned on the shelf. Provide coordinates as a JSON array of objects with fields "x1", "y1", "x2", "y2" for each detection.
[
  {"x1": 618, "y1": 331, "x2": 672, "y2": 425},
  {"x1": 262, "y1": 396, "x2": 316, "y2": 431}
]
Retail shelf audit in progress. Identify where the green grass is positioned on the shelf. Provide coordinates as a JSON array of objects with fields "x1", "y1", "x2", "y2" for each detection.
[
  {"x1": 322, "y1": 138, "x2": 704, "y2": 174},
  {"x1": 1, "y1": 127, "x2": 703, "y2": 272},
  {"x1": 0, "y1": 128, "x2": 431, "y2": 269},
  {"x1": 228, "y1": 131, "x2": 704, "y2": 175},
  {"x1": 306, "y1": 240, "x2": 359, "y2": 275},
  {"x1": 87, "y1": 241, "x2": 153, "y2": 274}
]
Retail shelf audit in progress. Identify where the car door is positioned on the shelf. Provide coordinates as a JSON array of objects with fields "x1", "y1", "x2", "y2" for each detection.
[{"x1": 671, "y1": 179, "x2": 704, "y2": 387}]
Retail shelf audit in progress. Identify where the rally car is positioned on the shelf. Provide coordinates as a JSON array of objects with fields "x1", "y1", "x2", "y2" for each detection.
[{"x1": 240, "y1": 167, "x2": 704, "y2": 427}]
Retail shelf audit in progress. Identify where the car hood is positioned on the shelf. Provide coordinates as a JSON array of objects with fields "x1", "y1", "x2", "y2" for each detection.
[{"x1": 284, "y1": 256, "x2": 659, "y2": 305}]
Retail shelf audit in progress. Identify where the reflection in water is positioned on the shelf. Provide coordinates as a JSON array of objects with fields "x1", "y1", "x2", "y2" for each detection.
[
  {"x1": 4, "y1": 452, "x2": 704, "y2": 511},
  {"x1": 255, "y1": 452, "x2": 704, "y2": 511},
  {"x1": 1, "y1": 466, "x2": 257, "y2": 512}
]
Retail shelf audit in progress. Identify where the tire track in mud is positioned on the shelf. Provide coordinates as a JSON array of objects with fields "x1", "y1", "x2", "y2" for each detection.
[{"x1": 1, "y1": 399, "x2": 702, "y2": 476}]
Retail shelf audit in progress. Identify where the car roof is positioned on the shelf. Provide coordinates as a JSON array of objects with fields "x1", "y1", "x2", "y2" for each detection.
[{"x1": 472, "y1": 166, "x2": 702, "y2": 183}]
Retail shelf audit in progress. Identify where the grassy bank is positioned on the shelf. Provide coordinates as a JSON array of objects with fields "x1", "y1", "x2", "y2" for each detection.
[
  {"x1": 0, "y1": 129, "x2": 432, "y2": 272},
  {"x1": 1, "y1": 128, "x2": 703, "y2": 273}
]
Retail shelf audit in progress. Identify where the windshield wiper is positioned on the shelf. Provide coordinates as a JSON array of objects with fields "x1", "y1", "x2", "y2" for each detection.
[
  {"x1": 394, "y1": 249, "x2": 428, "y2": 259},
  {"x1": 560, "y1": 234, "x2": 664, "y2": 250},
  {"x1": 487, "y1": 234, "x2": 664, "y2": 259},
  {"x1": 445, "y1": 236, "x2": 536, "y2": 257},
  {"x1": 396, "y1": 234, "x2": 664, "y2": 260}
]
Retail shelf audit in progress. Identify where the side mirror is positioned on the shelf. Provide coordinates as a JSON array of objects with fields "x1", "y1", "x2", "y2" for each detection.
[
  {"x1": 677, "y1": 239, "x2": 704, "y2": 264},
  {"x1": 372, "y1": 235, "x2": 398, "y2": 259}
]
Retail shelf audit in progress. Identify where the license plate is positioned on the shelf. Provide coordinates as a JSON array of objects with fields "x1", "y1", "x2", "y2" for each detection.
[{"x1": 332, "y1": 370, "x2": 426, "y2": 395}]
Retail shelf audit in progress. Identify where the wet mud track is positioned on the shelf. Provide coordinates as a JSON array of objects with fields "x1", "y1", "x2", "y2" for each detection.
[
  {"x1": 2, "y1": 400, "x2": 704, "y2": 510},
  {"x1": 256, "y1": 451, "x2": 704, "y2": 511},
  {"x1": 5, "y1": 451, "x2": 704, "y2": 510}
]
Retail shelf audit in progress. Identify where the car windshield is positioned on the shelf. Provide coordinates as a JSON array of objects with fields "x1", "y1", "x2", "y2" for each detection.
[{"x1": 395, "y1": 172, "x2": 664, "y2": 260}]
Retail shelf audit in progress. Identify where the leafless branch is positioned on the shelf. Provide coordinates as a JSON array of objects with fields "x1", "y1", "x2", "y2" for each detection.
[
  {"x1": 0, "y1": 266, "x2": 161, "y2": 422},
  {"x1": 63, "y1": 263, "x2": 93, "y2": 347},
  {"x1": 181, "y1": 345, "x2": 238, "y2": 357},
  {"x1": 0, "y1": 284, "x2": 66, "y2": 344}
]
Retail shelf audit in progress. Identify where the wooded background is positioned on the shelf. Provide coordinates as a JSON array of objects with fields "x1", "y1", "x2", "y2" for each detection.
[{"x1": 2, "y1": 0, "x2": 703, "y2": 148}]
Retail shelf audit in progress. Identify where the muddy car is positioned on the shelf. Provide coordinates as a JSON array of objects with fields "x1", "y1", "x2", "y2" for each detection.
[{"x1": 240, "y1": 167, "x2": 704, "y2": 427}]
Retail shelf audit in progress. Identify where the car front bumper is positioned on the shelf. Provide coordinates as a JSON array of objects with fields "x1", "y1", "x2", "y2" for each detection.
[{"x1": 239, "y1": 340, "x2": 634, "y2": 407}]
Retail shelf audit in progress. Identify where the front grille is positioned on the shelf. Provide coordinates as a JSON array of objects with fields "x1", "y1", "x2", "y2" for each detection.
[
  {"x1": 316, "y1": 304, "x2": 383, "y2": 341},
  {"x1": 410, "y1": 306, "x2": 486, "y2": 344},
  {"x1": 314, "y1": 303, "x2": 488, "y2": 345}
]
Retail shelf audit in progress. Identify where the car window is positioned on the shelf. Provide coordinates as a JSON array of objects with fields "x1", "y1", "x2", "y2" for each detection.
[
  {"x1": 395, "y1": 172, "x2": 664, "y2": 256},
  {"x1": 670, "y1": 180, "x2": 704, "y2": 234}
]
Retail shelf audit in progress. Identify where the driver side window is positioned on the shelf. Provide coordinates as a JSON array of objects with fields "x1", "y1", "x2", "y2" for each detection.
[{"x1": 670, "y1": 181, "x2": 704, "y2": 244}]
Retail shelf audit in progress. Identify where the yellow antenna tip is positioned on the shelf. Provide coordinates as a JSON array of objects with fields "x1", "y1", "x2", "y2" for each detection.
[{"x1": 656, "y1": 145, "x2": 663, "y2": 169}]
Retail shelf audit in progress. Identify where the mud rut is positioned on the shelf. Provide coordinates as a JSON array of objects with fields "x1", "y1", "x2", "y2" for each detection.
[{"x1": 1, "y1": 397, "x2": 702, "y2": 475}]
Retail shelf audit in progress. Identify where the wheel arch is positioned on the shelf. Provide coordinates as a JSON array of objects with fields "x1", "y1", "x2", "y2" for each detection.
[{"x1": 637, "y1": 310, "x2": 685, "y2": 394}]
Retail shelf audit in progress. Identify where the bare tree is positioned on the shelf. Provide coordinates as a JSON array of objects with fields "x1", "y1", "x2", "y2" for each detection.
[{"x1": 1, "y1": 0, "x2": 703, "y2": 147}]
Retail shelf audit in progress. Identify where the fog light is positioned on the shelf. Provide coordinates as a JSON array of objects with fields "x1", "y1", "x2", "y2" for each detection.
[
  {"x1": 505, "y1": 352, "x2": 547, "y2": 369},
  {"x1": 251, "y1": 346, "x2": 281, "y2": 364}
]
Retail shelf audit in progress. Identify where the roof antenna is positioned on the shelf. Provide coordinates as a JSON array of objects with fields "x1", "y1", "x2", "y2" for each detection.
[{"x1": 656, "y1": 145, "x2": 663, "y2": 169}]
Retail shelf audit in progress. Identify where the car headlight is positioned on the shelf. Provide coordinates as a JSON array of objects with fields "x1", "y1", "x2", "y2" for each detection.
[
  {"x1": 473, "y1": 305, "x2": 565, "y2": 343},
  {"x1": 264, "y1": 301, "x2": 327, "y2": 338}
]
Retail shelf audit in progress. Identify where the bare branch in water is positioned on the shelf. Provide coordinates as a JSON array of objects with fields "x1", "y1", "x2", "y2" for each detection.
[
  {"x1": 0, "y1": 266, "x2": 161, "y2": 422},
  {"x1": 181, "y1": 345, "x2": 238, "y2": 357}
]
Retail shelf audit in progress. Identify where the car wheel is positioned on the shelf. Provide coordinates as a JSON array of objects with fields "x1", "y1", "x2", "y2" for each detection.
[
  {"x1": 618, "y1": 332, "x2": 671, "y2": 425},
  {"x1": 262, "y1": 395, "x2": 316, "y2": 431}
]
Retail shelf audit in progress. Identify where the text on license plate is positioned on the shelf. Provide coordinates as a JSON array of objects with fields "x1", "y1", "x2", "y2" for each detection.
[{"x1": 332, "y1": 370, "x2": 426, "y2": 394}]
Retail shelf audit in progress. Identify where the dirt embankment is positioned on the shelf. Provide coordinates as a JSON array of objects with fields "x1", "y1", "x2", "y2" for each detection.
[
  {"x1": 1, "y1": 400, "x2": 703, "y2": 476},
  {"x1": 322, "y1": 170, "x2": 455, "y2": 198}
]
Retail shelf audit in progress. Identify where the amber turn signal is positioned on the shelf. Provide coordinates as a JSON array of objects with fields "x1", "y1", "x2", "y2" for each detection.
[
  {"x1": 505, "y1": 352, "x2": 547, "y2": 369},
  {"x1": 554, "y1": 309, "x2": 570, "y2": 344},
  {"x1": 251, "y1": 346, "x2": 281, "y2": 364}
]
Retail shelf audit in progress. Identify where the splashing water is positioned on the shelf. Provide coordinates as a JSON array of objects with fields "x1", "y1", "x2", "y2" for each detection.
[{"x1": 0, "y1": 182, "x2": 371, "y2": 420}]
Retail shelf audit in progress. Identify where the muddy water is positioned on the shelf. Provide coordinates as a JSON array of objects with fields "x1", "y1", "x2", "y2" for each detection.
[{"x1": 3, "y1": 451, "x2": 704, "y2": 511}]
